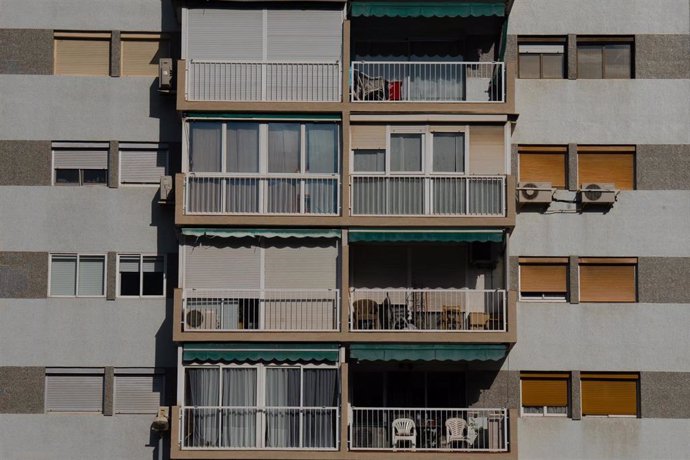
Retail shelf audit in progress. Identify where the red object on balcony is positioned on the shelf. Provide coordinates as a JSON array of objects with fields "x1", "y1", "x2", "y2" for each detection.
[{"x1": 388, "y1": 80, "x2": 402, "y2": 101}]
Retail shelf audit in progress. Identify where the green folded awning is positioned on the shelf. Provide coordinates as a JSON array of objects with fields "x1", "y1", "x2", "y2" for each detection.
[
  {"x1": 182, "y1": 228, "x2": 341, "y2": 239},
  {"x1": 351, "y1": 2, "x2": 505, "y2": 18},
  {"x1": 350, "y1": 344, "x2": 506, "y2": 362},
  {"x1": 186, "y1": 113, "x2": 341, "y2": 121},
  {"x1": 348, "y1": 229, "x2": 503, "y2": 243},
  {"x1": 184, "y1": 343, "x2": 340, "y2": 363}
]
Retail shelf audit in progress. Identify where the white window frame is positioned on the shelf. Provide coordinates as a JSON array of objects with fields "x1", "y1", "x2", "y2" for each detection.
[
  {"x1": 517, "y1": 264, "x2": 568, "y2": 303},
  {"x1": 118, "y1": 143, "x2": 170, "y2": 187},
  {"x1": 48, "y1": 253, "x2": 106, "y2": 298},
  {"x1": 51, "y1": 143, "x2": 109, "y2": 187},
  {"x1": 519, "y1": 378, "x2": 569, "y2": 418},
  {"x1": 116, "y1": 253, "x2": 167, "y2": 298}
]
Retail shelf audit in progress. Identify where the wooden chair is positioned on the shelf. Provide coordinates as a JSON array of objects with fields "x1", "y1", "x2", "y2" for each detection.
[
  {"x1": 441, "y1": 305, "x2": 464, "y2": 330},
  {"x1": 353, "y1": 299, "x2": 379, "y2": 330},
  {"x1": 468, "y1": 312, "x2": 491, "y2": 330}
]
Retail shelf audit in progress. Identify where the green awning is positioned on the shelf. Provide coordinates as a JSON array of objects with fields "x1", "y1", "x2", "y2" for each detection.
[
  {"x1": 186, "y1": 113, "x2": 341, "y2": 121},
  {"x1": 182, "y1": 228, "x2": 342, "y2": 239},
  {"x1": 184, "y1": 343, "x2": 340, "y2": 363},
  {"x1": 348, "y1": 229, "x2": 503, "y2": 243},
  {"x1": 350, "y1": 344, "x2": 506, "y2": 362},
  {"x1": 351, "y1": 2, "x2": 505, "y2": 18}
]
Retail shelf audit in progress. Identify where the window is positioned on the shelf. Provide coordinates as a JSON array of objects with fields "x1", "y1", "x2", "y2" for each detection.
[
  {"x1": 268, "y1": 124, "x2": 301, "y2": 173},
  {"x1": 119, "y1": 143, "x2": 169, "y2": 185},
  {"x1": 118, "y1": 254, "x2": 165, "y2": 297},
  {"x1": 53, "y1": 142, "x2": 109, "y2": 186},
  {"x1": 121, "y1": 33, "x2": 170, "y2": 77},
  {"x1": 518, "y1": 40, "x2": 566, "y2": 79},
  {"x1": 45, "y1": 369, "x2": 104, "y2": 413},
  {"x1": 353, "y1": 149, "x2": 385, "y2": 172},
  {"x1": 433, "y1": 133, "x2": 465, "y2": 173},
  {"x1": 226, "y1": 123, "x2": 260, "y2": 173},
  {"x1": 577, "y1": 38, "x2": 633, "y2": 79},
  {"x1": 54, "y1": 31, "x2": 111, "y2": 76},
  {"x1": 519, "y1": 146, "x2": 567, "y2": 189},
  {"x1": 114, "y1": 371, "x2": 165, "y2": 414},
  {"x1": 50, "y1": 254, "x2": 105, "y2": 297},
  {"x1": 519, "y1": 257, "x2": 568, "y2": 301},
  {"x1": 390, "y1": 133, "x2": 423, "y2": 172},
  {"x1": 579, "y1": 258, "x2": 637, "y2": 303},
  {"x1": 577, "y1": 146, "x2": 635, "y2": 190},
  {"x1": 521, "y1": 373, "x2": 569, "y2": 416},
  {"x1": 581, "y1": 373, "x2": 639, "y2": 416}
]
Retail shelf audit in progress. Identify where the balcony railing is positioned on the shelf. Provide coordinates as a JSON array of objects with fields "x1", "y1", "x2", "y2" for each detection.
[
  {"x1": 351, "y1": 62, "x2": 505, "y2": 103},
  {"x1": 350, "y1": 289, "x2": 506, "y2": 332},
  {"x1": 350, "y1": 407, "x2": 508, "y2": 452},
  {"x1": 181, "y1": 406, "x2": 339, "y2": 450},
  {"x1": 184, "y1": 174, "x2": 339, "y2": 216},
  {"x1": 186, "y1": 60, "x2": 342, "y2": 102},
  {"x1": 182, "y1": 288, "x2": 340, "y2": 332},
  {"x1": 350, "y1": 175, "x2": 505, "y2": 217}
]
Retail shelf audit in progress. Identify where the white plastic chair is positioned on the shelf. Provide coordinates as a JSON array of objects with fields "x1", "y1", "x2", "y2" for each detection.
[
  {"x1": 391, "y1": 418, "x2": 416, "y2": 449},
  {"x1": 445, "y1": 418, "x2": 478, "y2": 447}
]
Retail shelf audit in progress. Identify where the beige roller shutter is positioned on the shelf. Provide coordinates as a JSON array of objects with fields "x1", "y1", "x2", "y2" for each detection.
[
  {"x1": 469, "y1": 125, "x2": 505, "y2": 175},
  {"x1": 577, "y1": 147, "x2": 635, "y2": 190},
  {"x1": 184, "y1": 241, "x2": 261, "y2": 289},
  {"x1": 519, "y1": 146, "x2": 567, "y2": 189},
  {"x1": 351, "y1": 125, "x2": 387, "y2": 150},
  {"x1": 187, "y1": 7, "x2": 263, "y2": 60},
  {"x1": 266, "y1": 8, "x2": 343, "y2": 61},
  {"x1": 579, "y1": 259, "x2": 636, "y2": 302},
  {"x1": 54, "y1": 32, "x2": 111, "y2": 76},
  {"x1": 45, "y1": 374, "x2": 104, "y2": 412},
  {"x1": 121, "y1": 33, "x2": 170, "y2": 76},
  {"x1": 120, "y1": 143, "x2": 168, "y2": 184},
  {"x1": 581, "y1": 373, "x2": 638, "y2": 416},
  {"x1": 264, "y1": 239, "x2": 337, "y2": 289},
  {"x1": 114, "y1": 374, "x2": 164, "y2": 414},
  {"x1": 519, "y1": 258, "x2": 568, "y2": 294},
  {"x1": 521, "y1": 373, "x2": 569, "y2": 407}
]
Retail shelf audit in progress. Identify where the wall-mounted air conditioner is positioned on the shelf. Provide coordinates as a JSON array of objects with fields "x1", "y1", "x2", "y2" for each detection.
[
  {"x1": 185, "y1": 309, "x2": 219, "y2": 330},
  {"x1": 158, "y1": 175, "x2": 173, "y2": 204},
  {"x1": 517, "y1": 182, "x2": 554, "y2": 205},
  {"x1": 158, "y1": 58, "x2": 174, "y2": 92},
  {"x1": 580, "y1": 183, "x2": 617, "y2": 205}
]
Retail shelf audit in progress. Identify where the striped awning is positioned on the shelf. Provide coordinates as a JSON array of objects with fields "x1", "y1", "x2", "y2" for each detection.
[
  {"x1": 183, "y1": 343, "x2": 340, "y2": 363},
  {"x1": 350, "y1": 344, "x2": 506, "y2": 362},
  {"x1": 350, "y1": 2, "x2": 505, "y2": 18},
  {"x1": 348, "y1": 229, "x2": 503, "y2": 243},
  {"x1": 182, "y1": 228, "x2": 342, "y2": 239}
]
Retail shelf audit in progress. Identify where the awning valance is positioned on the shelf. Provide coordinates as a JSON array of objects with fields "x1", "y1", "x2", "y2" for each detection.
[
  {"x1": 350, "y1": 2, "x2": 505, "y2": 18},
  {"x1": 350, "y1": 344, "x2": 506, "y2": 362},
  {"x1": 182, "y1": 228, "x2": 342, "y2": 239},
  {"x1": 185, "y1": 113, "x2": 341, "y2": 121},
  {"x1": 348, "y1": 229, "x2": 503, "y2": 243},
  {"x1": 183, "y1": 343, "x2": 340, "y2": 363}
]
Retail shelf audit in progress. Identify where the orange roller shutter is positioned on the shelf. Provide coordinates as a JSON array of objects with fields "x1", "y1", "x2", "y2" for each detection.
[
  {"x1": 578, "y1": 151, "x2": 635, "y2": 189},
  {"x1": 520, "y1": 264, "x2": 567, "y2": 293},
  {"x1": 522, "y1": 377, "x2": 568, "y2": 407},
  {"x1": 55, "y1": 37, "x2": 110, "y2": 76},
  {"x1": 579, "y1": 264, "x2": 636, "y2": 302},
  {"x1": 581, "y1": 376, "x2": 638, "y2": 416},
  {"x1": 519, "y1": 152, "x2": 567, "y2": 189}
]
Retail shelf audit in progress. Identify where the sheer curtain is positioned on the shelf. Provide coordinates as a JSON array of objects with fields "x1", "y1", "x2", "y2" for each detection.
[
  {"x1": 303, "y1": 369, "x2": 338, "y2": 448},
  {"x1": 221, "y1": 368, "x2": 257, "y2": 448},
  {"x1": 226, "y1": 123, "x2": 260, "y2": 213},
  {"x1": 390, "y1": 134, "x2": 423, "y2": 214},
  {"x1": 306, "y1": 124, "x2": 337, "y2": 173},
  {"x1": 187, "y1": 368, "x2": 220, "y2": 447},
  {"x1": 268, "y1": 124, "x2": 301, "y2": 213},
  {"x1": 188, "y1": 122, "x2": 222, "y2": 212},
  {"x1": 265, "y1": 368, "x2": 301, "y2": 448}
]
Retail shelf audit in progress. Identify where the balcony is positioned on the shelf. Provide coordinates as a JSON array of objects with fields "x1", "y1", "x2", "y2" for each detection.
[
  {"x1": 350, "y1": 407, "x2": 508, "y2": 452},
  {"x1": 181, "y1": 288, "x2": 340, "y2": 332},
  {"x1": 350, "y1": 175, "x2": 506, "y2": 217},
  {"x1": 350, "y1": 289, "x2": 506, "y2": 332},
  {"x1": 351, "y1": 61, "x2": 505, "y2": 103},
  {"x1": 186, "y1": 60, "x2": 342, "y2": 103}
]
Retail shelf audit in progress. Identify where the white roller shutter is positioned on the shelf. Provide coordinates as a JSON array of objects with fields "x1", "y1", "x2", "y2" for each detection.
[
  {"x1": 77, "y1": 256, "x2": 105, "y2": 296},
  {"x1": 184, "y1": 242, "x2": 261, "y2": 289},
  {"x1": 45, "y1": 374, "x2": 103, "y2": 412},
  {"x1": 53, "y1": 149, "x2": 108, "y2": 169},
  {"x1": 187, "y1": 8, "x2": 263, "y2": 60},
  {"x1": 50, "y1": 255, "x2": 77, "y2": 296},
  {"x1": 114, "y1": 374, "x2": 164, "y2": 414},
  {"x1": 120, "y1": 144, "x2": 168, "y2": 184},
  {"x1": 266, "y1": 9, "x2": 342, "y2": 61},
  {"x1": 264, "y1": 239, "x2": 337, "y2": 289}
]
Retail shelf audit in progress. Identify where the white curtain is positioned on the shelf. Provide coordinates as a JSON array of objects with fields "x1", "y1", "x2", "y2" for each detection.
[
  {"x1": 221, "y1": 368, "x2": 257, "y2": 448},
  {"x1": 433, "y1": 133, "x2": 464, "y2": 172},
  {"x1": 306, "y1": 124, "x2": 337, "y2": 174},
  {"x1": 265, "y1": 368, "x2": 300, "y2": 448},
  {"x1": 187, "y1": 368, "x2": 220, "y2": 447},
  {"x1": 390, "y1": 134, "x2": 422, "y2": 172},
  {"x1": 190, "y1": 122, "x2": 222, "y2": 172},
  {"x1": 268, "y1": 124, "x2": 301, "y2": 173},
  {"x1": 302, "y1": 369, "x2": 338, "y2": 448},
  {"x1": 226, "y1": 123, "x2": 259, "y2": 172},
  {"x1": 353, "y1": 149, "x2": 385, "y2": 172}
]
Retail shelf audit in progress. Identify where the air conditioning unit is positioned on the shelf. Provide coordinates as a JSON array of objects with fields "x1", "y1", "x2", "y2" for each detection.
[
  {"x1": 186, "y1": 309, "x2": 219, "y2": 330},
  {"x1": 158, "y1": 175, "x2": 173, "y2": 204},
  {"x1": 158, "y1": 58, "x2": 174, "y2": 92},
  {"x1": 580, "y1": 183, "x2": 617, "y2": 205},
  {"x1": 517, "y1": 182, "x2": 554, "y2": 205}
]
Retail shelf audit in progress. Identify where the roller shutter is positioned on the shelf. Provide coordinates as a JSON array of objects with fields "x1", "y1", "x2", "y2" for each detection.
[
  {"x1": 581, "y1": 373, "x2": 638, "y2": 416},
  {"x1": 264, "y1": 239, "x2": 337, "y2": 289},
  {"x1": 184, "y1": 241, "x2": 261, "y2": 289},
  {"x1": 120, "y1": 143, "x2": 168, "y2": 184},
  {"x1": 577, "y1": 147, "x2": 635, "y2": 190},
  {"x1": 54, "y1": 33, "x2": 110, "y2": 76},
  {"x1": 114, "y1": 374, "x2": 164, "y2": 414},
  {"x1": 521, "y1": 373, "x2": 569, "y2": 407},
  {"x1": 579, "y1": 259, "x2": 636, "y2": 302},
  {"x1": 266, "y1": 9, "x2": 342, "y2": 61},
  {"x1": 519, "y1": 146, "x2": 567, "y2": 189},
  {"x1": 187, "y1": 8, "x2": 263, "y2": 60},
  {"x1": 121, "y1": 34, "x2": 170, "y2": 76},
  {"x1": 351, "y1": 125, "x2": 387, "y2": 150},
  {"x1": 519, "y1": 258, "x2": 568, "y2": 294},
  {"x1": 45, "y1": 374, "x2": 103, "y2": 412}
]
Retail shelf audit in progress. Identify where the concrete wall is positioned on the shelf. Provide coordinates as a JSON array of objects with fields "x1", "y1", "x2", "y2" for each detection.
[
  {"x1": 0, "y1": 367, "x2": 44, "y2": 414},
  {"x1": 0, "y1": 29, "x2": 53, "y2": 75},
  {"x1": 0, "y1": 141, "x2": 51, "y2": 185},
  {"x1": 0, "y1": 252, "x2": 48, "y2": 298}
]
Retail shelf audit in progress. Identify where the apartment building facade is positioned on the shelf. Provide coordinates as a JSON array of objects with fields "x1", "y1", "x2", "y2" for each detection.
[{"x1": 0, "y1": 1, "x2": 689, "y2": 460}]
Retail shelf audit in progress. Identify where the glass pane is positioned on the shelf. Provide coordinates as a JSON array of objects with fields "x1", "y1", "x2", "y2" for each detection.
[
  {"x1": 142, "y1": 256, "x2": 164, "y2": 296},
  {"x1": 577, "y1": 45, "x2": 603, "y2": 79},
  {"x1": 519, "y1": 54, "x2": 541, "y2": 79},
  {"x1": 82, "y1": 169, "x2": 107, "y2": 184},
  {"x1": 390, "y1": 134, "x2": 422, "y2": 172},
  {"x1": 433, "y1": 133, "x2": 465, "y2": 172},
  {"x1": 77, "y1": 255, "x2": 104, "y2": 296},
  {"x1": 542, "y1": 54, "x2": 565, "y2": 79},
  {"x1": 265, "y1": 368, "x2": 300, "y2": 448},
  {"x1": 226, "y1": 122, "x2": 259, "y2": 173},
  {"x1": 221, "y1": 368, "x2": 257, "y2": 448},
  {"x1": 190, "y1": 122, "x2": 222, "y2": 172},
  {"x1": 522, "y1": 406, "x2": 544, "y2": 415},
  {"x1": 266, "y1": 368, "x2": 300, "y2": 407},
  {"x1": 50, "y1": 255, "x2": 77, "y2": 296},
  {"x1": 306, "y1": 124, "x2": 338, "y2": 174},
  {"x1": 55, "y1": 169, "x2": 80, "y2": 185},
  {"x1": 268, "y1": 124, "x2": 301, "y2": 173},
  {"x1": 353, "y1": 149, "x2": 385, "y2": 172},
  {"x1": 546, "y1": 406, "x2": 568, "y2": 414},
  {"x1": 303, "y1": 369, "x2": 338, "y2": 407},
  {"x1": 119, "y1": 256, "x2": 140, "y2": 296},
  {"x1": 604, "y1": 44, "x2": 631, "y2": 78}
]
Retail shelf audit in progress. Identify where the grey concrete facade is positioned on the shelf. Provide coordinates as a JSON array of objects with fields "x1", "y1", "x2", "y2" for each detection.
[
  {"x1": 638, "y1": 258, "x2": 690, "y2": 303},
  {"x1": 637, "y1": 144, "x2": 690, "y2": 190},
  {"x1": 0, "y1": 252, "x2": 48, "y2": 299},
  {"x1": 636, "y1": 34, "x2": 690, "y2": 79},
  {"x1": 0, "y1": 141, "x2": 51, "y2": 186},
  {"x1": 641, "y1": 372, "x2": 690, "y2": 418},
  {"x1": 0, "y1": 367, "x2": 44, "y2": 414},
  {"x1": 466, "y1": 370, "x2": 520, "y2": 409},
  {"x1": 0, "y1": 29, "x2": 53, "y2": 75}
]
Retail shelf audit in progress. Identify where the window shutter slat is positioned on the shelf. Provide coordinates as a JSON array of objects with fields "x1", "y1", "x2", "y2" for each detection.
[
  {"x1": 581, "y1": 378, "x2": 638, "y2": 416},
  {"x1": 121, "y1": 38, "x2": 169, "y2": 76},
  {"x1": 46, "y1": 375, "x2": 103, "y2": 412},
  {"x1": 51, "y1": 256, "x2": 77, "y2": 296},
  {"x1": 519, "y1": 152, "x2": 567, "y2": 188},
  {"x1": 351, "y1": 125, "x2": 387, "y2": 150},
  {"x1": 520, "y1": 264, "x2": 567, "y2": 293},
  {"x1": 522, "y1": 378, "x2": 568, "y2": 407},
  {"x1": 578, "y1": 152, "x2": 634, "y2": 189},
  {"x1": 77, "y1": 256, "x2": 105, "y2": 296},
  {"x1": 119, "y1": 257, "x2": 141, "y2": 273},
  {"x1": 184, "y1": 243, "x2": 261, "y2": 289},
  {"x1": 579, "y1": 264, "x2": 636, "y2": 302},
  {"x1": 55, "y1": 38, "x2": 110, "y2": 76},
  {"x1": 120, "y1": 150, "x2": 168, "y2": 184},
  {"x1": 54, "y1": 149, "x2": 108, "y2": 169},
  {"x1": 142, "y1": 256, "x2": 164, "y2": 273},
  {"x1": 114, "y1": 375, "x2": 164, "y2": 414}
]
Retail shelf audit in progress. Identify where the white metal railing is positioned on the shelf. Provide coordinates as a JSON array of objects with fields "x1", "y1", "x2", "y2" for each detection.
[
  {"x1": 350, "y1": 407, "x2": 508, "y2": 452},
  {"x1": 182, "y1": 289, "x2": 340, "y2": 332},
  {"x1": 351, "y1": 61, "x2": 505, "y2": 103},
  {"x1": 184, "y1": 174, "x2": 339, "y2": 215},
  {"x1": 350, "y1": 289, "x2": 506, "y2": 332},
  {"x1": 350, "y1": 175, "x2": 505, "y2": 216},
  {"x1": 187, "y1": 60, "x2": 342, "y2": 102},
  {"x1": 181, "y1": 406, "x2": 339, "y2": 450}
]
